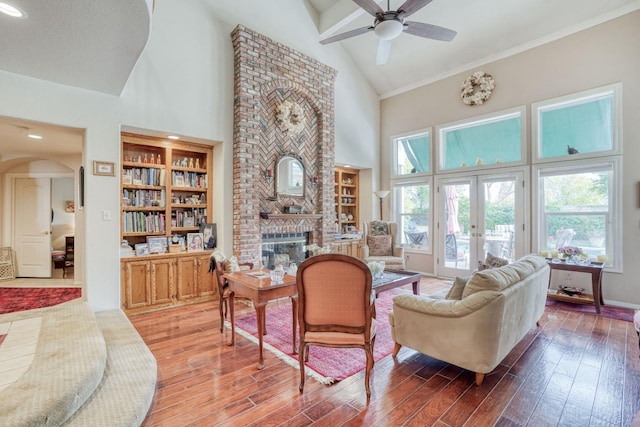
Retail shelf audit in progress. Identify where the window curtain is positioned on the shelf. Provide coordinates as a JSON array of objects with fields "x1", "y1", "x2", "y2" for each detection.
[{"x1": 401, "y1": 137, "x2": 429, "y2": 173}]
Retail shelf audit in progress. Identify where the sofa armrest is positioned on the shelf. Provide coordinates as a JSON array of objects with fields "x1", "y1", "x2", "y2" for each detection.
[{"x1": 393, "y1": 290, "x2": 501, "y2": 318}]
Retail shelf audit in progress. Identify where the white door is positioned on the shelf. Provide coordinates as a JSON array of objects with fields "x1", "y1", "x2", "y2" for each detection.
[
  {"x1": 14, "y1": 178, "x2": 52, "y2": 277},
  {"x1": 436, "y1": 171, "x2": 525, "y2": 278}
]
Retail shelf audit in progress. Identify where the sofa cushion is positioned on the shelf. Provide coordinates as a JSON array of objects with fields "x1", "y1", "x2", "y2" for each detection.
[
  {"x1": 461, "y1": 265, "x2": 521, "y2": 298},
  {"x1": 509, "y1": 254, "x2": 547, "y2": 279},
  {"x1": 445, "y1": 276, "x2": 469, "y2": 300},
  {"x1": 367, "y1": 235, "x2": 392, "y2": 256}
]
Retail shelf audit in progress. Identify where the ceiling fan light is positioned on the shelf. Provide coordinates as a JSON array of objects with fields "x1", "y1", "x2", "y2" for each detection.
[
  {"x1": 374, "y1": 19, "x2": 403, "y2": 40},
  {"x1": 0, "y1": 2, "x2": 27, "y2": 18}
]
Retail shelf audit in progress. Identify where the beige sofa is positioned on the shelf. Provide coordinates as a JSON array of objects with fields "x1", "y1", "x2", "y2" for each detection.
[{"x1": 389, "y1": 254, "x2": 550, "y2": 385}]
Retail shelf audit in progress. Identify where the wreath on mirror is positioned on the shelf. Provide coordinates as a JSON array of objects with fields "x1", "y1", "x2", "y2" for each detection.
[
  {"x1": 276, "y1": 100, "x2": 305, "y2": 135},
  {"x1": 460, "y1": 71, "x2": 495, "y2": 106}
]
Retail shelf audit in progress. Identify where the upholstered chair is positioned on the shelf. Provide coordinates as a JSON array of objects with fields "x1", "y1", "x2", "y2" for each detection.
[
  {"x1": 296, "y1": 254, "x2": 376, "y2": 399},
  {"x1": 363, "y1": 221, "x2": 405, "y2": 270}
]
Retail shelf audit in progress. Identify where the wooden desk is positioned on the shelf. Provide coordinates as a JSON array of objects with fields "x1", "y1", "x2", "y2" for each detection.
[
  {"x1": 223, "y1": 270, "x2": 297, "y2": 369},
  {"x1": 546, "y1": 259, "x2": 605, "y2": 314}
]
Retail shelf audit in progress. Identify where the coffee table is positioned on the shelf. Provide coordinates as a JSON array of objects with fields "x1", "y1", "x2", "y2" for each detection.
[{"x1": 372, "y1": 269, "x2": 422, "y2": 296}]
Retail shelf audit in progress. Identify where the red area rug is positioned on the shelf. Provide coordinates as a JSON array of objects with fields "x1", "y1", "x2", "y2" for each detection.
[
  {"x1": 0, "y1": 287, "x2": 82, "y2": 314},
  {"x1": 545, "y1": 298, "x2": 634, "y2": 322},
  {"x1": 234, "y1": 288, "x2": 406, "y2": 383}
]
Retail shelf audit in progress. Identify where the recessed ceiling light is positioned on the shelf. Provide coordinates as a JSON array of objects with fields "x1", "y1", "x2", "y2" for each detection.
[
  {"x1": 27, "y1": 133, "x2": 42, "y2": 140},
  {"x1": 344, "y1": 165, "x2": 351, "y2": 168},
  {"x1": 168, "y1": 135, "x2": 179, "y2": 140},
  {"x1": 0, "y1": 2, "x2": 28, "y2": 19}
]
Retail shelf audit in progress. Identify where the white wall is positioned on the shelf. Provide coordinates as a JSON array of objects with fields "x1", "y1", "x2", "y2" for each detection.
[
  {"x1": 51, "y1": 178, "x2": 75, "y2": 250},
  {"x1": 380, "y1": 11, "x2": 640, "y2": 306}
]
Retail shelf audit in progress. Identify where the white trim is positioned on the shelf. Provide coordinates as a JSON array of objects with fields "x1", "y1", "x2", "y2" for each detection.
[
  {"x1": 531, "y1": 82, "x2": 622, "y2": 163},
  {"x1": 391, "y1": 177, "x2": 433, "y2": 254}
]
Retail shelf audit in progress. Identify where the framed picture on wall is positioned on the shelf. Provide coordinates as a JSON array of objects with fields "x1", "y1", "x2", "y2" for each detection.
[
  {"x1": 93, "y1": 160, "x2": 116, "y2": 176},
  {"x1": 64, "y1": 200, "x2": 75, "y2": 213}
]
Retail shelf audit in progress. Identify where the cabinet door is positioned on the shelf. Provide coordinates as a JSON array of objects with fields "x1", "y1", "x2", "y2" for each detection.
[
  {"x1": 196, "y1": 254, "x2": 216, "y2": 297},
  {"x1": 122, "y1": 260, "x2": 151, "y2": 309},
  {"x1": 176, "y1": 256, "x2": 198, "y2": 300},
  {"x1": 150, "y1": 258, "x2": 174, "y2": 305}
]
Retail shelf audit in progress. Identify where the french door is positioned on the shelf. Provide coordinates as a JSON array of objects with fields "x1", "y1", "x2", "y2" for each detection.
[{"x1": 436, "y1": 170, "x2": 526, "y2": 278}]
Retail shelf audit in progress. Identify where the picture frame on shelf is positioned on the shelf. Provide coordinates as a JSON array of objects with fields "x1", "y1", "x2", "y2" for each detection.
[
  {"x1": 174, "y1": 175, "x2": 185, "y2": 187},
  {"x1": 122, "y1": 174, "x2": 132, "y2": 185},
  {"x1": 187, "y1": 233, "x2": 204, "y2": 252},
  {"x1": 93, "y1": 160, "x2": 116, "y2": 176},
  {"x1": 199, "y1": 223, "x2": 217, "y2": 249},
  {"x1": 147, "y1": 236, "x2": 168, "y2": 254},
  {"x1": 134, "y1": 243, "x2": 150, "y2": 256}
]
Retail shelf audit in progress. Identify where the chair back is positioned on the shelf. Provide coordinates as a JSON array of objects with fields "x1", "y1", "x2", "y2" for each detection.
[
  {"x1": 445, "y1": 234, "x2": 457, "y2": 259},
  {"x1": 296, "y1": 254, "x2": 373, "y2": 336}
]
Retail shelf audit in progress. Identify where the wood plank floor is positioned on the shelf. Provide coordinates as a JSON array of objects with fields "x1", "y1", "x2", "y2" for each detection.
[{"x1": 129, "y1": 277, "x2": 640, "y2": 426}]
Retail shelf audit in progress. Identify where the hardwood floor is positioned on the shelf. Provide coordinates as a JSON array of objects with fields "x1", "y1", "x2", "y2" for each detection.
[{"x1": 129, "y1": 277, "x2": 640, "y2": 426}]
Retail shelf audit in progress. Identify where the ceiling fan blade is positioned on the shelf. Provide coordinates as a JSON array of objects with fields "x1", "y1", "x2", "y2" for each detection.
[
  {"x1": 397, "y1": 0, "x2": 433, "y2": 18},
  {"x1": 404, "y1": 21, "x2": 457, "y2": 41},
  {"x1": 320, "y1": 25, "x2": 374, "y2": 44},
  {"x1": 353, "y1": 0, "x2": 384, "y2": 17},
  {"x1": 376, "y1": 39, "x2": 392, "y2": 65}
]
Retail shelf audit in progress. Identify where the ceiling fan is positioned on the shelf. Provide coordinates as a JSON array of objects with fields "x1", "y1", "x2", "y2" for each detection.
[{"x1": 320, "y1": 0, "x2": 456, "y2": 65}]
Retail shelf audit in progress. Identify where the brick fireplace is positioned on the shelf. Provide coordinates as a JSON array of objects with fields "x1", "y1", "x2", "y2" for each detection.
[{"x1": 231, "y1": 26, "x2": 337, "y2": 264}]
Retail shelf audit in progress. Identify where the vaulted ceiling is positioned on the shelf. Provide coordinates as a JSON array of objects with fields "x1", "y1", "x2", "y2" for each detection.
[{"x1": 1, "y1": 0, "x2": 639, "y2": 157}]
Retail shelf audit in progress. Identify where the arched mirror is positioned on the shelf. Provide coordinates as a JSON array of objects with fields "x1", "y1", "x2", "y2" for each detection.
[{"x1": 276, "y1": 156, "x2": 304, "y2": 197}]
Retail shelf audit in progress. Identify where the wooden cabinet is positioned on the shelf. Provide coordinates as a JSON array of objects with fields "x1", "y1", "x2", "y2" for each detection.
[
  {"x1": 121, "y1": 251, "x2": 216, "y2": 314},
  {"x1": 333, "y1": 239, "x2": 363, "y2": 259},
  {"x1": 334, "y1": 167, "x2": 359, "y2": 234},
  {"x1": 120, "y1": 132, "x2": 218, "y2": 314}
]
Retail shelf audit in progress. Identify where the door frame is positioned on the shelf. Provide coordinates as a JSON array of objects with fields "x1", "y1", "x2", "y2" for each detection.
[{"x1": 435, "y1": 166, "x2": 530, "y2": 278}]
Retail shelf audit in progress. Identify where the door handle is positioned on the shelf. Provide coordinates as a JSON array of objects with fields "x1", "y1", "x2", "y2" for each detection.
[{"x1": 41, "y1": 231, "x2": 50, "y2": 235}]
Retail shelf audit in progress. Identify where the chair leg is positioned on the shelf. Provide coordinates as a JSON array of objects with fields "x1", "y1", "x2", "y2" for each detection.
[
  {"x1": 219, "y1": 298, "x2": 227, "y2": 333},
  {"x1": 475, "y1": 372, "x2": 485, "y2": 386},
  {"x1": 298, "y1": 341, "x2": 306, "y2": 393},
  {"x1": 392, "y1": 342, "x2": 402, "y2": 357},
  {"x1": 364, "y1": 343, "x2": 374, "y2": 399}
]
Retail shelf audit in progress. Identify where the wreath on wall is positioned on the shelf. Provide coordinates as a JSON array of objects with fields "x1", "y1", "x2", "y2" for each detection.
[
  {"x1": 276, "y1": 100, "x2": 305, "y2": 135},
  {"x1": 460, "y1": 71, "x2": 495, "y2": 106}
]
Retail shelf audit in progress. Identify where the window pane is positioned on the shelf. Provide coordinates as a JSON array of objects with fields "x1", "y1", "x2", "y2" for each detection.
[
  {"x1": 441, "y1": 114, "x2": 521, "y2": 170},
  {"x1": 541, "y1": 170, "x2": 609, "y2": 259},
  {"x1": 539, "y1": 95, "x2": 613, "y2": 159},
  {"x1": 394, "y1": 183, "x2": 430, "y2": 249},
  {"x1": 395, "y1": 133, "x2": 430, "y2": 175}
]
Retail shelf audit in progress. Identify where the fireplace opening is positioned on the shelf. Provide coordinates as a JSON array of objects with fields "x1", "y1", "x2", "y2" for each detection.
[{"x1": 261, "y1": 232, "x2": 309, "y2": 270}]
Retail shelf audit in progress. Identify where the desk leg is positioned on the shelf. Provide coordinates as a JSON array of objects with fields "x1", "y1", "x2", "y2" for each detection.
[
  {"x1": 291, "y1": 297, "x2": 297, "y2": 354},
  {"x1": 412, "y1": 280, "x2": 419, "y2": 295},
  {"x1": 255, "y1": 302, "x2": 266, "y2": 370},
  {"x1": 592, "y1": 271, "x2": 603, "y2": 314},
  {"x1": 228, "y1": 291, "x2": 236, "y2": 346}
]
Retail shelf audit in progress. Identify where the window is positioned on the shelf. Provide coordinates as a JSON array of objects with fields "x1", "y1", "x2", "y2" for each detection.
[
  {"x1": 392, "y1": 180, "x2": 431, "y2": 251},
  {"x1": 533, "y1": 83, "x2": 621, "y2": 162},
  {"x1": 393, "y1": 130, "x2": 430, "y2": 176},
  {"x1": 438, "y1": 108, "x2": 524, "y2": 172},
  {"x1": 534, "y1": 159, "x2": 621, "y2": 271}
]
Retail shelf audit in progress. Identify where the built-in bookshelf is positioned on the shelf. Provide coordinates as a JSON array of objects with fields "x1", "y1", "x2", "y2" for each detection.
[
  {"x1": 120, "y1": 133, "x2": 213, "y2": 248},
  {"x1": 334, "y1": 167, "x2": 359, "y2": 234}
]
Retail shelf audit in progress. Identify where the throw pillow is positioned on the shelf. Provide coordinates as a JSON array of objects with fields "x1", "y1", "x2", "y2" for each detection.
[
  {"x1": 367, "y1": 234, "x2": 392, "y2": 256},
  {"x1": 222, "y1": 255, "x2": 240, "y2": 273},
  {"x1": 445, "y1": 276, "x2": 469, "y2": 300},
  {"x1": 369, "y1": 221, "x2": 389, "y2": 236},
  {"x1": 477, "y1": 252, "x2": 509, "y2": 271}
]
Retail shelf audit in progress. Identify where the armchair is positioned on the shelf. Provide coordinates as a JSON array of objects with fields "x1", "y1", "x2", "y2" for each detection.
[{"x1": 363, "y1": 221, "x2": 405, "y2": 270}]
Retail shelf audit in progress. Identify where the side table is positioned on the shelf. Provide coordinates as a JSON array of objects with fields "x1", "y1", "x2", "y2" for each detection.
[{"x1": 546, "y1": 259, "x2": 605, "y2": 314}]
